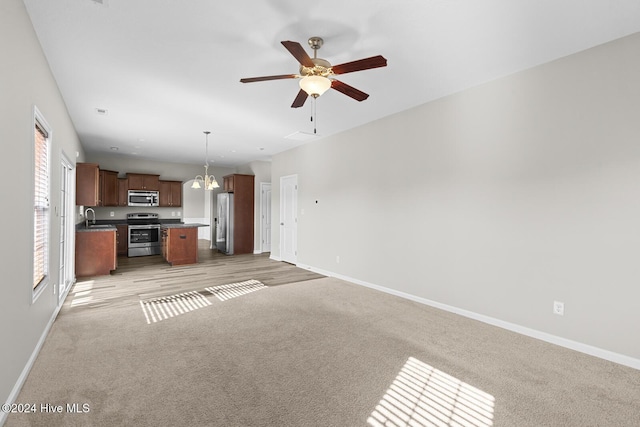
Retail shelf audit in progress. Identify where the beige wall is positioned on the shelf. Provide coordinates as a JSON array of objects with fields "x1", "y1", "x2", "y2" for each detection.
[
  {"x1": 0, "y1": 0, "x2": 85, "y2": 410},
  {"x1": 271, "y1": 32, "x2": 640, "y2": 365}
]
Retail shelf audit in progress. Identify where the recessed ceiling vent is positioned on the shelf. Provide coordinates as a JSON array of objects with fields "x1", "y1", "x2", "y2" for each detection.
[
  {"x1": 95, "y1": 108, "x2": 108, "y2": 115},
  {"x1": 284, "y1": 131, "x2": 319, "y2": 141}
]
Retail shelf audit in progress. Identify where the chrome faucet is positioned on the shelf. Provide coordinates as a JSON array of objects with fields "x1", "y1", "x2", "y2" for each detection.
[{"x1": 85, "y1": 208, "x2": 96, "y2": 227}]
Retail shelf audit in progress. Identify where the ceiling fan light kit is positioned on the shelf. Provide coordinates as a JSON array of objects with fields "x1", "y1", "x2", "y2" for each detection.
[{"x1": 299, "y1": 75, "x2": 331, "y2": 97}]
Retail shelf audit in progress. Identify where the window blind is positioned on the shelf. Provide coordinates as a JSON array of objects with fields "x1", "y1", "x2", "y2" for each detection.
[{"x1": 33, "y1": 122, "x2": 49, "y2": 289}]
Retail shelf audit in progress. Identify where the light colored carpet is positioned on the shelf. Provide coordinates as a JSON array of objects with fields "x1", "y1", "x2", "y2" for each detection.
[{"x1": 6, "y1": 277, "x2": 640, "y2": 426}]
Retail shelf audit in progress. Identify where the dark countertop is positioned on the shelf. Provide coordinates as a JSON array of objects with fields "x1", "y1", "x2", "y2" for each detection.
[
  {"x1": 76, "y1": 224, "x2": 117, "y2": 232},
  {"x1": 161, "y1": 223, "x2": 208, "y2": 229},
  {"x1": 76, "y1": 220, "x2": 207, "y2": 232}
]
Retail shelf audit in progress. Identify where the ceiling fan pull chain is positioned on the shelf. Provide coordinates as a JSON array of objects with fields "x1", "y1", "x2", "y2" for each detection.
[{"x1": 312, "y1": 97, "x2": 317, "y2": 134}]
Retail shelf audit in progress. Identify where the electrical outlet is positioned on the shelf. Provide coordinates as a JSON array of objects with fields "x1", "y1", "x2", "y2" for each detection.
[
  {"x1": 109, "y1": 211, "x2": 114, "y2": 217},
  {"x1": 336, "y1": 255, "x2": 340, "y2": 264},
  {"x1": 171, "y1": 211, "x2": 175, "y2": 217},
  {"x1": 553, "y1": 301, "x2": 564, "y2": 316}
]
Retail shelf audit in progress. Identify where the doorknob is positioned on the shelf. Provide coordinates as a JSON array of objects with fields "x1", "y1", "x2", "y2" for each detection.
[{"x1": 280, "y1": 222, "x2": 284, "y2": 226}]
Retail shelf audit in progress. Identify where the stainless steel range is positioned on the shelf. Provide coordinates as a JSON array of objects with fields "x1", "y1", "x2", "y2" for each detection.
[{"x1": 127, "y1": 213, "x2": 161, "y2": 257}]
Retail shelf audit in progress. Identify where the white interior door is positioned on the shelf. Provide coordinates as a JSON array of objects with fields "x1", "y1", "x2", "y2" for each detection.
[
  {"x1": 280, "y1": 175, "x2": 297, "y2": 264},
  {"x1": 261, "y1": 182, "x2": 272, "y2": 253}
]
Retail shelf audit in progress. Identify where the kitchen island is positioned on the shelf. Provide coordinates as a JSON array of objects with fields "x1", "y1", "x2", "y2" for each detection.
[{"x1": 161, "y1": 223, "x2": 208, "y2": 266}]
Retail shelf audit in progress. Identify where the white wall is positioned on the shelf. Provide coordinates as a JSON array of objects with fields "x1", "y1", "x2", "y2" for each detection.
[
  {"x1": 0, "y1": 0, "x2": 85, "y2": 412},
  {"x1": 271, "y1": 32, "x2": 640, "y2": 365}
]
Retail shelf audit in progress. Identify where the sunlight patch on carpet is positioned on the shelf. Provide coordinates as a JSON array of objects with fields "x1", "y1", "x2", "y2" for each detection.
[
  {"x1": 205, "y1": 279, "x2": 266, "y2": 301},
  {"x1": 368, "y1": 357, "x2": 495, "y2": 427},
  {"x1": 140, "y1": 291, "x2": 212, "y2": 324},
  {"x1": 70, "y1": 279, "x2": 98, "y2": 307}
]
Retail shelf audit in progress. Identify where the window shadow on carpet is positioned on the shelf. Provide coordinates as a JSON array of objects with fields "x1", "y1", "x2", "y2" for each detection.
[{"x1": 368, "y1": 357, "x2": 495, "y2": 427}]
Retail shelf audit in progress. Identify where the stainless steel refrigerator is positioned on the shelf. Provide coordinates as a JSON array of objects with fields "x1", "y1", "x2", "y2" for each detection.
[{"x1": 216, "y1": 192, "x2": 234, "y2": 254}]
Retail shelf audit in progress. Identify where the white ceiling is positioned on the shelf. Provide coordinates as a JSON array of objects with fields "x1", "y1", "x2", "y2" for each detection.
[{"x1": 23, "y1": 0, "x2": 640, "y2": 167}]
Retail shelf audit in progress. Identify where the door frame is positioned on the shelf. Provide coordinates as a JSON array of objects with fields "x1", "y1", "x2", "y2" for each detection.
[
  {"x1": 58, "y1": 152, "x2": 75, "y2": 305},
  {"x1": 260, "y1": 182, "x2": 272, "y2": 253}
]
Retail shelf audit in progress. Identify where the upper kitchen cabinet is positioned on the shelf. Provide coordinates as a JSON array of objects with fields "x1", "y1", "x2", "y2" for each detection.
[
  {"x1": 223, "y1": 175, "x2": 236, "y2": 192},
  {"x1": 99, "y1": 169, "x2": 118, "y2": 207},
  {"x1": 127, "y1": 173, "x2": 160, "y2": 191},
  {"x1": 159, "y1": 180, "x2": 182, "y2": 207},
  {"x1": 76, "y1": 163, "x2": 99, "y2": 206},
  {"x1": 76, "y1": 163, "x2": 118, "y2": 207},
  {"x1": 118, "y1": 178, "x2": 128, "y2": 206}
]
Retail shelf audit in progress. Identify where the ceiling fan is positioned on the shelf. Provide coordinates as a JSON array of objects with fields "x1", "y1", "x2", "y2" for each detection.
[{"x1": 240, "y1": 37, "x2": 387, "y2": 108}]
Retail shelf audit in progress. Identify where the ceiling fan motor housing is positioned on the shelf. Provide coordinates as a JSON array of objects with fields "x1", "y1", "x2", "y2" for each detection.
[{"x1": 300, "y1": 58, "x2": 332, "y2": 77}]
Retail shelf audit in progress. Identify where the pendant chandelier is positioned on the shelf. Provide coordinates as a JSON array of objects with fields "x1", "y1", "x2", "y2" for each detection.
[{"x1": 191, "y1": 131, "x2": 220, "y2": 190}]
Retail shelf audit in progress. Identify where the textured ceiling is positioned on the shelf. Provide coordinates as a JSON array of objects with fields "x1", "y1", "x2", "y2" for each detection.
[{"x1": 23, "y1": 0, "x2": 640, "y2": 166}]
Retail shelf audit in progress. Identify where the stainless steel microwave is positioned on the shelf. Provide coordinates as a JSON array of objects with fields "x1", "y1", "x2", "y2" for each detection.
[{"x1": 128, "y1": 190, "x2": 159, "y2": 207}]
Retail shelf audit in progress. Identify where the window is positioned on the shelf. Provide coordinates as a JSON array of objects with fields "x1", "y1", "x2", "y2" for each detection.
[{"x1": 33, "y1": 108, "x2": 51, "y2": 293}]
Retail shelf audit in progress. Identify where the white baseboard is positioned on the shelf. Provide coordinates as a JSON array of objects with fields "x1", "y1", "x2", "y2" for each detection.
[
  {"x1": 2, "y1": 286, "x2": 72, "y2": 426},
  {"x1": 296, "y1": 263, "x2": 640, "y2": 371},
  {"x1": 270, "y1": 254, "x2": 282, "y2": 262}
]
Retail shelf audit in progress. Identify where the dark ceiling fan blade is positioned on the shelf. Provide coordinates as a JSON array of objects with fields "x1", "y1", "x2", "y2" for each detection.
[
  {"x1": 331, "y1": 55, "x2": 387, "y2": 75},
  {"x1": 281, "y1": 41, "x2": 315, "y2": 68},
  {"x1": 240, "y1": 74, "x2": 298, "y2": 83},
  {"x1": 331, "y1": 80, "x2": 370, "y2": 101},
  {"x1": 291, "y1": 89, "x2": 308, "y2": 108}
]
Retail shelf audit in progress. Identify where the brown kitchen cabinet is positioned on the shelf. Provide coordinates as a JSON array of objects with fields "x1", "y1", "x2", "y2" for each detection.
[
  {"x1": 223, "y1": 174, "x2": 235, "y2": 192},
  {"x1": 162, "y1": 227, "x2": 198, "y2": 266},
  {"x1": 99, "y1": 169, "x2": 119, "y2": 206},
  {"x1": 75, "y1": 230, "x2": 117, "y2": 277},
  {"x1": 76, "y1": 163, "x2": 99, "y2": 206},
  {"x1": 118, "y1": 178, "x2": 129, "y2": 206},
  {"x1": 159, "y1": 180, "x2": 182, "y2": 207},
  {"x1": 222, "y1": 174, "x2": 254, "y2": 254},
  {"x1": 116, "y1": 225, "x2": 128, "y2": 255},
  {"x1": 126, "y1": 173, "x2": 160, "y2": 191}
]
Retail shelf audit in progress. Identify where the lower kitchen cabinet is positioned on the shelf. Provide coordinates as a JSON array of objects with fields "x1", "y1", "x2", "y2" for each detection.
[
  {"x1": 162, "y1": 227, "x2": 198, "y2": 266},
  {"x1": 116, "y1": 225, "x2": 128, "y2": 256},
  {"x1": 76, "y1": 230, "x2": 117, "y2": 277}
]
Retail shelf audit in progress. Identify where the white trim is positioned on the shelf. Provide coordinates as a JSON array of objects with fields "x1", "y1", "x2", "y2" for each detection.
[
  {"x1": 1, "y1": 284, "x2": 72, "y2": 426},
  {"x1": 296, "y1": 263, "x2": 640, "y2": 371},
  {"x1": 254, "y1": 250, "x2": 262, "y2": 255},
  {"x1": 270, "y1": 254, "x2": 282, "y2": 262}
]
